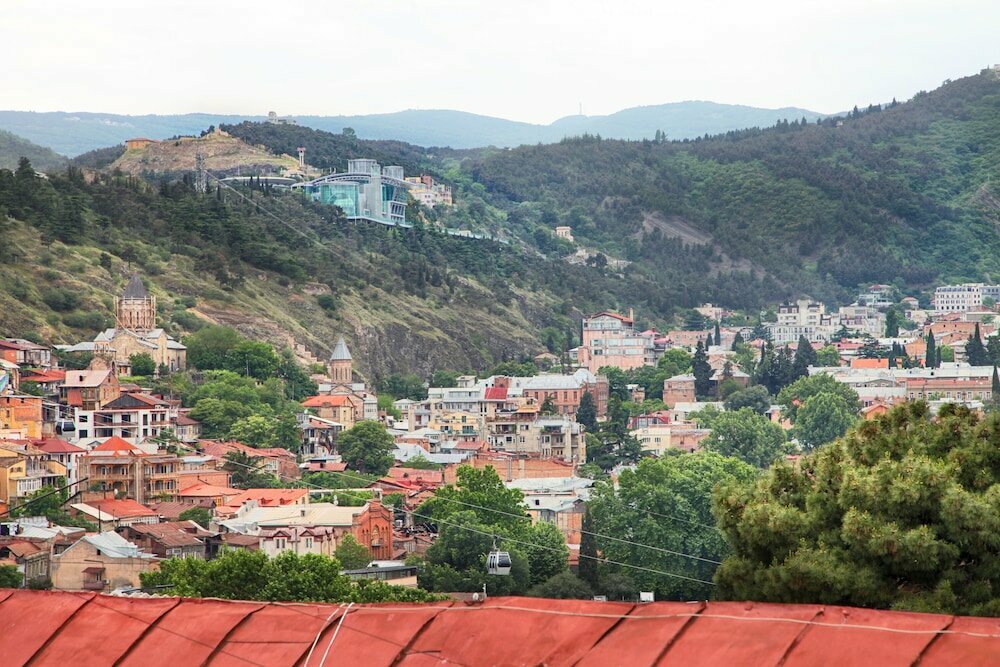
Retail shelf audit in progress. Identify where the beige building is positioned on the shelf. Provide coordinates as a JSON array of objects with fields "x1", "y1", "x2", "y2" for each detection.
[
  {"x1": 0, "y1": 443, "x2": 67, "y2": 505},
  {"x1": 631, "y1": 423, "x2": 710, "y2": 456},
  {"x1": 90, "y1": 274, "x2": 186, "y2": 374},
  {"x1": 50, "y1": 531, "x2": 159, "y2": 592}
]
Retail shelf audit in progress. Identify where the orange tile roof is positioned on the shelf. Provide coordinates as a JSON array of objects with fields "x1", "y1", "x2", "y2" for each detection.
[
  {"x1": 86, "y1": 498, "x2": 156, "y2": 518},
  {"x1": 302, "y1": 394, "x2": 354, "y2": 408},
  {"x1": 90, "y1": 436, "x2": 144, "y2": 454},
  {"x1": 2, "y1": 592, "x2": 999, "y2": 664},
  {"x1": 177, "y1": 482, "x2": 239, "y2": 497},
  {"x1": 225, "y1": 488, "x2": 309, "y2": 507},
  {"x1": 850, "y1": 358, "x2": 889, "y2": 369}
]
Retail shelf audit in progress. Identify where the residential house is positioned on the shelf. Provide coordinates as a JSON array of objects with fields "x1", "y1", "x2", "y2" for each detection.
[
  {"x1": 176, "y1": 482, "x2": 240, "y2": 507},
  {"x1": 220, "y1": 501, "x2": 393, "y2": 560},
  {"x1": 59, "y1": 370, "x2": 121, "y2": 411},
  {"x1": 199, "y1": 440, "x2": 300, "y2": 482},
  {"x1": 302, "y1": 394, "x2": 358, "y2": 428},
  {"x1": 216, "y1": 488, "x2": 310, "y2": 517},
  {"x1": 50, "y1": 531, "x2": 158, "y2": 592},
  {"x1": 72, "y1": 390, "x2": 176, "y2": 443},
  {"x1": 0, "y1": 538, "x2": 50, "y2": 584},
  {"x1": 0, "y1": 442, "x2": 67, "y2": 505},
  {"x1": 71, "y1": 498, "x2": 160, "y2": 528},
  {"x1": 663, "y1": 374, "x2": 696, "y2": 407},
  {"x1": 119, "y1": 521, "x2": 213, "y2": 559},
  {"x1": 83, "y1": 437, "x2": 181, "y2": 503},
  {"x1": 174, "y1": 413, "x2": 202, "y2": 443},
  {"x1": 578, "y1": 310, "x2": 656, "y2": 372},
  {"x1": 260, "y1": 525, "x2": 337, "y2": 557},
  {"x1": 0, "y1": 394, "x2": 44, "y2": 439},
  {"x1": 33, "y1": 436, "x2": 86, "y2": 487}
]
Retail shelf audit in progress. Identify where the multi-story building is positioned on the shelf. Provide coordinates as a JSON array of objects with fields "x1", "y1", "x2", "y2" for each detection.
[
  {"x1": 0, "y1": 443, "x2": 67, "y2": 505},
  {"x1": 59, "y1": 370, "x2": 121, "y2": 411},
  {"x1": 487, "y1": 415, "x2": 584, "y2": 462},
  {"x1": 72, "y1": 390, "x2": 176, "y2": 444},
  {"x1": 579, "y1": 310, "x2": 656, "y2": 372},
  {"x1": 662, "y1": 374, "x2": 696, "y2": 407},
  {"x1": 934, "y1": 284, "x2": 985, "y2": 313},
  {"x1": 34, "y1": 436, "x2": 86, "y2": 487},
  {"x1": 404, "y1": 174, "x2": 453, "y2": 207},
  {"x1": 297, "y1": 160, "x2": 409, "y2": 226},
  {"x1": 50, "y1": 531, "x2": 159, "y2": 592},
  {"x1": 83, "y1": 437, "x2": 181, "y2": 503},
  {"x1": 0, "y1": 394, "x2": 43, "y2": 439},
  {"x1": 768, "y1": 299, "x2": 835, "y2": 343}
]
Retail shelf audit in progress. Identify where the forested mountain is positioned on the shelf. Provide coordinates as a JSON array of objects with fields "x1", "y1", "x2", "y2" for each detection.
[
  {"x1": 0, "y1": 101, "x2": 824, "y2": 156},
  {"x1": 2, "y1": 69, "x2": 998, "y2": 377},
  {"x1": 0, "y1": 129, "x2": 67, "y2": 172}
]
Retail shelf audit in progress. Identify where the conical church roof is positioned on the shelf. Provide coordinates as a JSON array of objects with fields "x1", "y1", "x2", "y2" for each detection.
[
  {"x1": 330, "y1": 336, "x2": 352, "y2": 361},
  {"x1": 122, "y1": 274, "x2": 149, "y2": 299}
]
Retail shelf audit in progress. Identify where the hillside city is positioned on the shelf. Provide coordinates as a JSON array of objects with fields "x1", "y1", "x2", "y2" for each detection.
[{"x1": 2, "y1": 2, "x2": 1000, "y2": 660}]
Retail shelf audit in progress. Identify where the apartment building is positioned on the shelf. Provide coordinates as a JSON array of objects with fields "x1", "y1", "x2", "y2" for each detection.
[
  {"x1": 768, "y1": 299, "x2": 835, "y2": 343},
  {"x1": 578, "y1": 310, "x2": 656, "y2": 372}
]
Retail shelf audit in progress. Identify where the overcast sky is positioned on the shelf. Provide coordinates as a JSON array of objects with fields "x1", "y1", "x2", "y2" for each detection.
[{"x1": 3, "y1": 0, "x2": 998, "y2": 124}]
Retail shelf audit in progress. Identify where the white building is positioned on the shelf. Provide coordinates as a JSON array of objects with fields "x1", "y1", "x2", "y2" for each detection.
[
  {"x1": 934, "y1": 284, "x2": 984, "y2": 313},
  {"x1": 767, "y1": 299, "x2": 835, "y2": 343}
]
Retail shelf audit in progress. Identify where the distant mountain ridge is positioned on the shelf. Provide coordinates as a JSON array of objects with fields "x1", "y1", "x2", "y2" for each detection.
[
  {"x1": 0, "y1": 101, "x2": 825, "y2": 156},
  {"x1": 0, "y1": 128, "x2": 67, "y2": 172}
]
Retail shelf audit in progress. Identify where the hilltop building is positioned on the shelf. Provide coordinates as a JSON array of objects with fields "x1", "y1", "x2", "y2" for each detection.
[
  {"x1": 767, "y1": 299, "x2": 835, "y2": 344},
  {"x1": 296, "y1": 159, "x2": 409, "y2": 226},
  {"x1": 404, "y1": 174, "x2": 453, "y2": 207}
]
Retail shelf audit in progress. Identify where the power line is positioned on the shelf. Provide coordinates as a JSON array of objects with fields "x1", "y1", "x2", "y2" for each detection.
[
  {"x1": 0, "y1": 477, "x2": 89, "y2": 520},
  {"x1": 270, "y1": 462, "x2": 723, "y2": 565},
  {"x1": 218, "y1": 455, "x2": 718, "y2": 584},
  {"x1": 405, "y1": 508, "x2": 716, "y2": 587}
]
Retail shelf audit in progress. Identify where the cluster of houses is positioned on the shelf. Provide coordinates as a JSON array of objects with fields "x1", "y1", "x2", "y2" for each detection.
[{"x1": 6, "y1": 272, "x2": 1000, "y2": 593}]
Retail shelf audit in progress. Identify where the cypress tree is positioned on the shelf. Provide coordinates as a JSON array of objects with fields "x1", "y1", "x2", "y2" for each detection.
[
  {"x1": 992, "y1": 367, "x2": 1000, "y2": 408},
  {"x1": 792, "y1": 334, "x2": 817, "y2": 379},
  {"x1": 578, "y1": 508, "x2": 599, "y2": 588},
  {"x1": 926, "y1": 333, "x2": 937, "y2": 368},
  {"x1": 967, "y1": 324, "x2": 988, "y2": 366},
  {"x1": 731, "y1": 331, "x2": 744, "y2": 351},
  {"x1": 713, "y1": 322, "x2": 721, "y2": 347},
  {"x1": 692, "y1": 341, "x2": 712, "y2": 398}
]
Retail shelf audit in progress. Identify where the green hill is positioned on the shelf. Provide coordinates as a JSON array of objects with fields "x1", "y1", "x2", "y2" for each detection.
[
  {"x1": 3, "y1": 69, "x2": 999, "y2": 378},
  {"x1": 0, "y1": 129, "x2": 67, "y2": 172}
]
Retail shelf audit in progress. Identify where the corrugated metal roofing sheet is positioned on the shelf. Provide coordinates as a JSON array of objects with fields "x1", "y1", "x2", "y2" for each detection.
[{"x1": 1, "y1": 592, "x2": 999, "y2": 666}]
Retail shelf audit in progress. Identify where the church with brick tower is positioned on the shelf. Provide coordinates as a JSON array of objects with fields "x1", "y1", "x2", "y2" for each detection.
[
  {"x1": 328, "y1": 336, "x2": 353, "y2": 385},
  {"x1": 114, "y1": 274, "x2": 157, "y2": 332}
]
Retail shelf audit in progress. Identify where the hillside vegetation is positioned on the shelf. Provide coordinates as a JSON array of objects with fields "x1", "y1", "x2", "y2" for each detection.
[{"x1": 0, "y1": 129, "x2": 67, "y2": 172}]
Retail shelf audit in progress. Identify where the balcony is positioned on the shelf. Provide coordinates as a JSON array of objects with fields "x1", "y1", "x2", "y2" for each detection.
[{"x1": 82, "y1": 580, "x2": 108, "y2": 591}]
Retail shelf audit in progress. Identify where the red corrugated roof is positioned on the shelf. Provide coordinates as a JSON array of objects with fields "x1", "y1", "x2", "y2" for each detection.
[
  {"x1": 1, "y1": 592, "x2": 997, "y2": 665},
  {"x1": 484, "y1": 387, "x2": 508, "y2": 400},
  {"x1": 33, "y1": 436, "x2": 86, "y2": 454},
  {"x1": 91, "y1": 436, "x2": 143, "y2": 454},
  {"x1": 87, "y1": 498, "x2": 157, "y2": 518}
]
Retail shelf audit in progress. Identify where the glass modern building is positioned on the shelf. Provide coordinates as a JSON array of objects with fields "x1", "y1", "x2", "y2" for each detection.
[{"x1": 296, "y1": 160, "x2": 409, "y2": 226}]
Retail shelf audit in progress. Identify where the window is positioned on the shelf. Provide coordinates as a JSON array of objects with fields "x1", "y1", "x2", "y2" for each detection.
[{"x1": 305, "y1": 537, "x2": 314, "y2": 548}]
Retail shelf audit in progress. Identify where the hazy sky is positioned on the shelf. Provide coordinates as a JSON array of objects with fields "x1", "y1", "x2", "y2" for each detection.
[{"x1": 3, "y1": 0, "x2": 998, "y2": 123}]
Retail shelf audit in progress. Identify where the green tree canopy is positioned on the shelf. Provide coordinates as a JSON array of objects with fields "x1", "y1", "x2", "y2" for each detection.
[
  {"x1": 776, "y1": 373, "x2": 860, "y2": 423},
  {"x1": 335, "y1": 534, "x2": 373, "y2": 570},
  {"x1": 0, "y1": 565, "x2": 23, "y2": 588},
  {"x1": 129, "y1": 352, "x2": 156, "y2": 376},
  {"x1": 815, "y1": 345, "x2": 841, "y2": 367},
  {"x1": 184, "y1": 325, "x2": 243, "y2": 371},
  {"x1": 723, "y1": 385, "x2": 771, "y2": 415},
  {"x1": 528, "y1": 572, "x2": 594, "y2": 599},
  {"x1": 223, "y1": 450, "x2": 280, "y2": 488},
  {"x1": 178, "y1": 507, "x2": 212, "y2": 528},
  {"x1": 702, "y1": 408, "x2": 790, "y2": 468},
  {"x1": 589, "y1": 452, "x2": 757, "y2": 600},
  {"x1": 792, "y1": 392, "x2": 858, "y2": 451},
  {"x1": 336, "y1": 420, "x2": 395, "y2": 476},
  {"x1": 657, "y1": 348, "x2": 692, "y2": 377},
  {"x1": 577, "y1": 391, "x2": 597, "y2": 430},
  {"x1": 714, "y1": 402, "x2": 1000, "y2": 616},
  {"x1": 141, "y1": 548, "x2": 440, "y2": 603}
]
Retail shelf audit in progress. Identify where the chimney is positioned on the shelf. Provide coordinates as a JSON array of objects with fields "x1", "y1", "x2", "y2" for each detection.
[{"x1": 628, "y1": 307, "x2": 635, "y2": 322}]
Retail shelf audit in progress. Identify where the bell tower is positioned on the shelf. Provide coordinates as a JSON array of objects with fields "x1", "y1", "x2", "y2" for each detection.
[
  {"x1": 329, "y1": 336, "x2": 353, "y2": 385},
  {"x1": 115, "y1": 273, "x2": 156, "y2": 332}
]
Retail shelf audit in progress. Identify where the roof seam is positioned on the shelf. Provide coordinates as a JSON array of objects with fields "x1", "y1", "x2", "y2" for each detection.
[
  {"x1": 569, "y1": 602, "x2": 639, "y2": 667},
  {"x1": 387, "y1": 603, "x2": 451, "y2": 667},
  {"x1": 775, "y1": 606, "x2": 824, "y2": 667},
  {"x1": 648, "y1": 599, "x2": 707, "y2": 666},
  {"x1": 910, "y1": 614, "x2": 957, "y2": 667},
  {"x1": 23, "y1": 592, "x2": 96, "y2": 667},
  {"x1": 197, "y1": 602, "x2": 268, "y2": 667},
  {"x1": 110, "y1": 595, "x2": 184, "y2": 667}
]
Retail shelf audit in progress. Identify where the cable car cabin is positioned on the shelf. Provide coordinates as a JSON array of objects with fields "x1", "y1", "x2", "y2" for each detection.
[
  {"x1": 487, "y1": 550, "x2": 512, "y2": 576},
  {"x1": 56, "y1": 420, "x2": 76, "y2": 435}
]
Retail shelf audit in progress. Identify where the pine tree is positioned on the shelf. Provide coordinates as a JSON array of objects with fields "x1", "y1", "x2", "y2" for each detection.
[
  {"x1": 925, "y1": 332, "x2": 937, "y2": 368},
  {"x1": 577, "y1": 391, "x2": 597, "y2": 431},
  {"x1": 692, "y1": 341, "x2": 712, "y2": 398}
]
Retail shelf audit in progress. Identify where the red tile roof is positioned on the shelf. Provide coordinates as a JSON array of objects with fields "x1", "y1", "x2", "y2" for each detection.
[
  {"x1": 302, "y1": 394, "x2": 354, "y2": 408},
  {"x1": 90, "y1": 436, "x2": 143, "y2": 454},
  {"x1": 21, "y1": 369, "x2": 65, "y2": 383},
  {"x1": 177, "y1": 482, "x2": 239, "y2": 498},
  {"x1": 225, "y1": 488, "x2": 308, "y2": 507},
  {"x1": 1, "y1": 592, "x2": 997, "y2": 664},
  {"x1": 32, "y1": 437, "x2": 85, "y2": 454},
  {"x1": 484, "y1": 387, "x2": 508, "y2": 400},
  {"x1": 86, "y1": 498, "x2": 157, "y2": 518}
]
